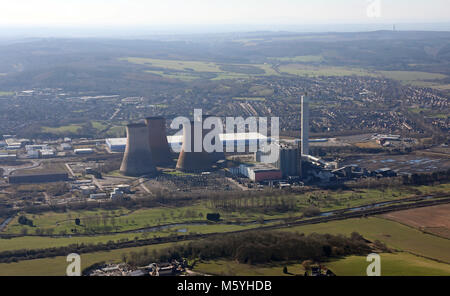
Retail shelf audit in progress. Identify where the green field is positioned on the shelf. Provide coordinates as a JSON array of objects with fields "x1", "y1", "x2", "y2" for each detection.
[
  {"x1": 0, "y1": 222, "x2": 266, "y2": 253},
  {"x1": 379, "y1": 70, "x2": 447, "y2": 83},
  {"x1": 5, "y1": 184, "x2": 446, "y2": 237},
  {"x1": 194, "y1": 259, "x2": 305, "y2": 276},
  {"x1": 270, "y1": 55, "x2": 324, "y2": 63},
  {"x1": 121, "y1": 56, "x2": 450, "y2": 88},
  {"x1": 91, "y1": 121, "x2": 109, "y2": 131},
  {"x1": 0, "y1": 242, "x2": 177, "y2": 276},
  {"x1": 121, "y1": 57, "x2": 278, "y2": 80},
  {"x1": 2, "y1": 212, "x2": 450, "y2": 275},
  {"x1": 279, "y1": 64, "x2": 378, "y2": 77},
  {"x1": 42, "y1": 124, "x2": 82, "y2": 134},
  {"x1": 232, "y1": 97, "x2": 266, "y2": 102},
  {"x1": 105, "y1": 125, "x2": 126, "y2": 137},
  {"x1": 326, "y1": 252, "x2": 450, "y2": 276},
  {"x1": 0, "y1": 91, "x2": 14, "y2": 96},
  {"x1": 284, "y1": 217, "x2": 450, "y2": 264},
  {"x1": 194, "y1": 252, "x2": 450, "y2": 276}
]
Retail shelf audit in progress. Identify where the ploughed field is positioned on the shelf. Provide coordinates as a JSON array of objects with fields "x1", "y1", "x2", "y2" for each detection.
[{"x1": 382, "y1": 204, "x2": 450, "y2": 239}]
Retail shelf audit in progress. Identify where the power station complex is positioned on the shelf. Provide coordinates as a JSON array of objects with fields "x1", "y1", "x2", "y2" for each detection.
[
  {"x1": 120, "y1": 116, "x2": 229, "y2": 176},
  {"x1": 119, "y1": 96, "x2": 313, "y2": 181}
]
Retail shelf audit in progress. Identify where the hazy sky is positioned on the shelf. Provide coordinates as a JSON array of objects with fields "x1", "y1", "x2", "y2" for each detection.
[{"x1": 0, "y1": 0, "x2": 449, "y2": 26}]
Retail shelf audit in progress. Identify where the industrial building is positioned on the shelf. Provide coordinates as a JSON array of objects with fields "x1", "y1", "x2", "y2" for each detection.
[
  {"x1": 239, "y1": 163, "x2": 282, "y2": 182},
  {"x1": 108, "y1": 132, "x2": 271, "y2": 154},
  {"x1": 74, "y1": 148, "x2": 94, "y2": 155},
  {"x1": 8, "y1": 172, "x2": 69, "y2": 184},
  {"x1": 255, "y1": 143, "x2": 302, "y2": 178},
  {"x1": 106, "y1": 138, "x2": 127, "y2": 152},
  {"x1": 0, "y1": 153, "x2": 16, "y2": 161}
]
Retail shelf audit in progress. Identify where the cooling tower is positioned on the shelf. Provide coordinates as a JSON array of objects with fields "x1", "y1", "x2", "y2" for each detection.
[
  {"x1": 145, "y1": 117, "x2": 172, "y2": 166},
  {"x1": 176, "y1": 116, "x2": 223, "y2": 172},
  {"x1": 120, "y1": 123, "x2": 157, "y2": 177}
]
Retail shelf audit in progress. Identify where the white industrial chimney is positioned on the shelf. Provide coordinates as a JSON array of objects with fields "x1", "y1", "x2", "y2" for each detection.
[{"x1": 301, "y1": 95, "x2": 309, "y2": 156}]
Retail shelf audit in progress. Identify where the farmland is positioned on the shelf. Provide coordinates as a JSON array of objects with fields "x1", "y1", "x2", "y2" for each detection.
[
  {"x1": 120, "y1": 57, "x2": 278, "y2": 80},
  {"x1": 382, "y1": 204, "x2": 450, "y2": 239},
  {"x1": 193, "y1": 252, "x2": 450, "y2": 276},
  {"x1": 42, "y1": 124, "x2": 82, "y2": 135},
  {"x1": 326, "y1": 252, "x2": 450, "y2": 276},
  {"x1": 0, "y1": 242, "x2": 178, "y2": 276},
  {"x1": 283, "y1": 216, "x2": 450, "y2": 264},
  {"x1": 3, "y1": 184, "x2": 441, "y2": 237},
  {"x1": 278, "y1": 64, "x2": 378, "y2": 77}
]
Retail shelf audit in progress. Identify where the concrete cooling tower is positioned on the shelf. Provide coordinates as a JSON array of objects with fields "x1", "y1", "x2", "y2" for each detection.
[
  {"x1": 120, "y1": 123, "x2": 157, "y2": 176},
  {"x1": 176, "y1": 116, "x2": 224, "y2": 172},
  {"x1": 145, "y1": 117, "x2": 172, "y2": 166}
]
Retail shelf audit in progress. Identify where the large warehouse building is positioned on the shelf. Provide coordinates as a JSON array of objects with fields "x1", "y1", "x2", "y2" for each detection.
[
  {"x1": 8, "y1": 172, "x2": 69, "y2": 184},
  {"x1": 239, "y1": 163, "x2": 282, "y2": 182},
  {"x1": 107, "y1": 132, "x2": 272, "y2": 153},
  {"x1": 106, "y1": 138, "x2": 127, "y2": 152}
]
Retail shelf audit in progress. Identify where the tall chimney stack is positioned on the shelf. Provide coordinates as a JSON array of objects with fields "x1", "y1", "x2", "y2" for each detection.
[{"x1": 301, "y1": 95, "x2": 310, "y2": 156}]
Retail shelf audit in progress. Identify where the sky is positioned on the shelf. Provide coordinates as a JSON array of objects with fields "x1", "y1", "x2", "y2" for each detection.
[{"x1": 0, "y1": 0, "x2": 449, "y2": 27}]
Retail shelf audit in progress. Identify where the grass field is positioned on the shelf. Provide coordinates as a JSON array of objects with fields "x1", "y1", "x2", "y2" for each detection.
[
  {"x1": 2, "y1": 211, "x2": 450, "y2": 275},
  {"x1": 279, "y1": 64, "x2": 377, "y2": 77},
  {"x1": 269, "y1": 55, "x2": 324, "y2": 63},
  {"x1": 0, "y1": 242, "x2": 178, "y2": 276},
  {"x1": 4, "y1": 184, "x2": 444, "y2": 236},
  {"x1": 379, "y1": 70, "x2": 447, "y2": 83},
  {"x1": 232, "y1": 97, "x2": 266, "y2": 102},
  {"x1": 194, "y1": 252, "x2": 450, "y2": 276},
  {"x1": 121, "y1": 57, "x2": 278, "y2": 80},
  {"x1": 284, "y1": 217, "x2": 450, "y2": 264},
  {"x1": 42, "y1": 124, "x2": 82, "y2": 135},
  {"x1": 121, "y1": 56, "x2": 450, "y2": 88},
  {"x1": 326, "y1": 252, "x2": 450, "y2": 276},
  {"x1": 0, "y1": 222, "x2": 266, "y2": 253},
  {"x1": 194, "y1": 259, "x2": 305, "y2": 276},
  {"x1": 0, "y1": 91, "x2": 14, "y2": 96}
]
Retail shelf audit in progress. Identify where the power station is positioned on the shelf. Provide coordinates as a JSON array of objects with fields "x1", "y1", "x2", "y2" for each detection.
[{"x1": 119, "y1": 94, "x2": 311, "y2": 178}]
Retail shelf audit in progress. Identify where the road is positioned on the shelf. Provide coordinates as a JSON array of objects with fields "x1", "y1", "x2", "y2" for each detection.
[
  {"x1": 0, "y1": 215, "x2": 15, "y2": 232},
  {"x1": 1, "y1": 160, "x2": 42, "y2": 176}
]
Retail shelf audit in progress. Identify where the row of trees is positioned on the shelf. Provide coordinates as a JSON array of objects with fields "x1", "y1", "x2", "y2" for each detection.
[
  {"x1": 402, "y1": 169, "x2": 450, "y2": 186},
  {"x1": 124, "y1": 231, "x2": 379, "y2": 267}
]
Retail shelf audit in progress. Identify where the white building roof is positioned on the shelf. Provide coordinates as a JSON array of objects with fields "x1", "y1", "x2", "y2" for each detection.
[
  {"x1": 106, "y1": 138, "x2": 127, "y2": 146},
  {"x1": 106, "y1": 132, "x2": 271, "y2": 146}
]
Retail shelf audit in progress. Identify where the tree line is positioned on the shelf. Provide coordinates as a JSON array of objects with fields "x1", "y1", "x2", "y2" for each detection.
[{"x1": 124, "y1": 231, "x2": 383, "y2": 267}]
